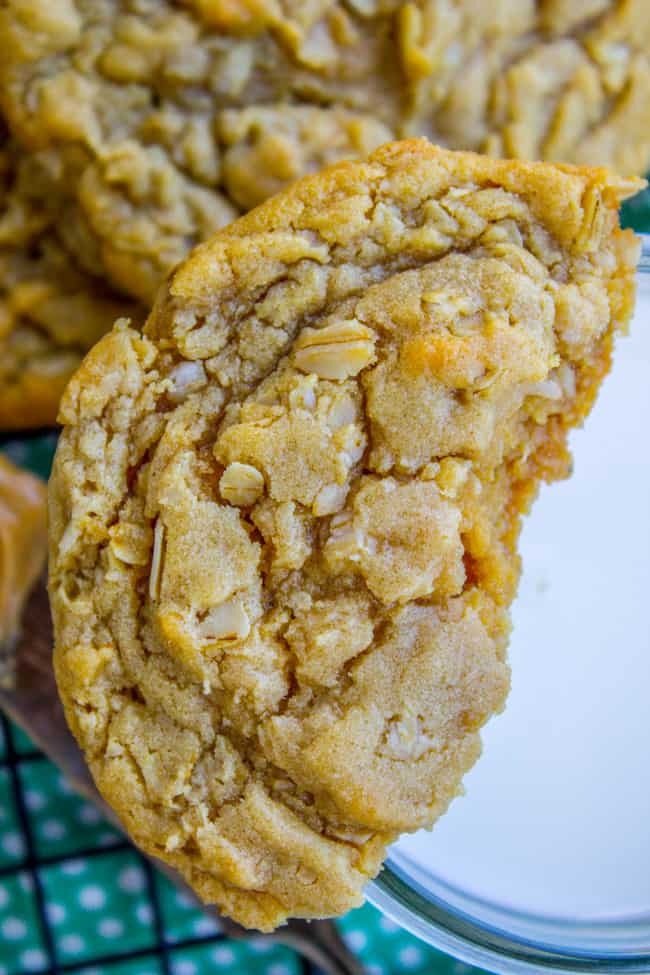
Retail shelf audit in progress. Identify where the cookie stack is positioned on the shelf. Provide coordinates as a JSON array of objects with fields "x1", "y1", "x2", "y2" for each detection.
[
  {"x1": 1, "y1": 0, "x2": 650, "y2": 427},
  {"x1": 1, "y1": 0, "x2": 647, "y2": 933}
]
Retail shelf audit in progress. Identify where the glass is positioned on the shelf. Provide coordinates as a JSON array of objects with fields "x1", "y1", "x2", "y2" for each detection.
[{"x1": 367, "y1": 237, "x2": 650, "y2": 975}]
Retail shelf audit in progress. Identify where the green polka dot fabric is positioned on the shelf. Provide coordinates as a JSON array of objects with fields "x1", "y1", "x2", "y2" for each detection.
[
  {"x1": 0, "y1": 715, "x2": 483, "y2": 975},
  {"x1": 1, "y1": 184, "x2": 648, "y2": 975}
]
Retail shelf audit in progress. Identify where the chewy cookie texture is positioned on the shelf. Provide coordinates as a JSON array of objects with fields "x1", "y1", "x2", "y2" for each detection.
[
  {"x1": 1, "y1": 0, "x2": 650, "y2": 428},
  {"x1": 1, "y1": 0, "x2": 649, "y2": 307},
  {"x1": 49, "y1": 142, "x2": 640, "y2": 929},
  {"x1": 0, "y1": 132, "x2": 141, "y2": 429}
]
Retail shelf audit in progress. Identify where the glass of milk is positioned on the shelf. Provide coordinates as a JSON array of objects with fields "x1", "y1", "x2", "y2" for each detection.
[{"x1": 366, "y1": 242, "x2": 650, "y2": 974}]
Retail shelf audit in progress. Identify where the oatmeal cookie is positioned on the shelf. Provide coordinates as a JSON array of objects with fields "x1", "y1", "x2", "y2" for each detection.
[
  {"x1": 0, "y1": 0, "x2": 648, "y2": 310},
  {"x1": 0, "y1": 134, "x2": 142, "y2": 429},
  {"x1": 49, "y1": 141, "x2": 641, "y2": 929},
  {"x1": 0, "y1": 454, "x2": 47, "y2": 664}
]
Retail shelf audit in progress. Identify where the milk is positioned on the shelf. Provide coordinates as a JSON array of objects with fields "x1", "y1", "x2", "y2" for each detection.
[{"x1": 391, "y1": 292, "x2": 650, "y2": 919}]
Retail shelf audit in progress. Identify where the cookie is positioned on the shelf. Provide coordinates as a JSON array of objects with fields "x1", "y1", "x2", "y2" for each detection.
[
  {"x1": 1, "y1": 0, "x2": 648, "y2": 311},
  {"x1": 2, "y1": 1, "x2": 649, "y2": 429},
  {"x1": 0, "y1": 133, "x2": 142, "y2": 429},
  {"x1": 0, "y1": 454, "x2": 47, "y2": 679},
  {"x1": 49, "y1": 141, "x2": 641, "y2": 930}
]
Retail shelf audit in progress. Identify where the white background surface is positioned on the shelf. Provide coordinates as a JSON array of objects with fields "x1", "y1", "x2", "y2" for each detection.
[{"x1": 395, "y1": 292, "x2": 650, "y2": 918}]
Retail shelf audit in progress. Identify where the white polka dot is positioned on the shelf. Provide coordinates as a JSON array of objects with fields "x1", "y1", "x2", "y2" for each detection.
[
  {"x1": 78, "y1": 886, "x2": 106, "y2": 910},
  {"x1": 267, "y1": 965, "x2": 292, "y2": 975},
  {"x1": 78, "y1": 803, "x2": 102, "y2": 826},
  {"x1": 398, "y1": 945, "x2": 423, "y2": 969},
  {"x1": 98, "y1": 918, "x2": 124, "y2": 939},
  {"x1": 136, "y1": 903, "x2": 153, "y2": 924},
  {"x1": 379, "y1": 916, "x2": 399, "y2": 933},
  {"x1": 0, "y1": 886, "x2": 9, "y2": 909},
  {"x1": 171, "y1": 961, "x2": 196, "y2": 975},
  {"x1": 118, "y1": 865, "x2": 145, "y2": 893},
  {"x1": 20, "y1": 948, "x2": 48, "y2": 971},
  {"x1": 191, "y1": 915, "x2": 220, "y2": 936},
  {"x1": 18, "y1": 874, "x2": 34, "y2": 893},
  {"x1": 2, "y1": 832, "x2": 25, "y2": 857},
  {"x1": 368, "y1": 965, "x2": 386, "y2": 975},
  {"x1": 24, "y1": 790, "x2": 46, "y2": 812},
  {"x1": 249, "y1": 938, "x2": 272, "y2": 954},
  {"x1": 175, "y1": 890, "x2": 193, "y2": 909},
  {"x1": 41, "y1": 819, "x2": 66, "y2": 841},
  {"x1": 60, "y1": 934, "x2": 85, "y2": 955},
  {"x1": 56, "y1": 775, "x2": 74, "y2": 795},
  {"x1": 45, "y1": 903, "x2": 66, "y2": 924},
  {"x1": 0, "y1": 963, "x2": 7, "y2": 975},
  {"x1": 211, "y1": 946, "x2": 235, "y2": 965},
  {"x1": 343, "y1": 929, "x2": 367, "y2": 951},
  {"x1": 2, "y1": 917, "x2": 27, "y2": 940},
  {"x1": 60, "y1": 859, "x2": 85, "y2": 876}
]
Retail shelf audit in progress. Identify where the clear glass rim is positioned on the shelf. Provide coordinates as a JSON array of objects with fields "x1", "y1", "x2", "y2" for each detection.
[
  {"x1": 367, "y1": 234, "x2": 650, "y2": 975},
  {"x1": 367, "y1": 860, "x2": 650, "y2": 975}
]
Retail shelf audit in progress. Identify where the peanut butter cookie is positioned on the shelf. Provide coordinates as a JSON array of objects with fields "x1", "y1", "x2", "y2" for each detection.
[
  {"x1": 1, "y1": 0, "x2": 649, "y2": 310},
  {"x1": 49, "y1": 141, "x2": 641, "y2": 930},
  {"x1": 0, "y1": 132, "x2": 142, "y2": 429},
  {"x1": 2, "y1": 1, "x2": 649, "y2": 428}
]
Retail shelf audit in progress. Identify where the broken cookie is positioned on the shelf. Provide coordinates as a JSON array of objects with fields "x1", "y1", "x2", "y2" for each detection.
[{"x1": 48, "y1": 141, "x2": 641, "y2": 929}]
